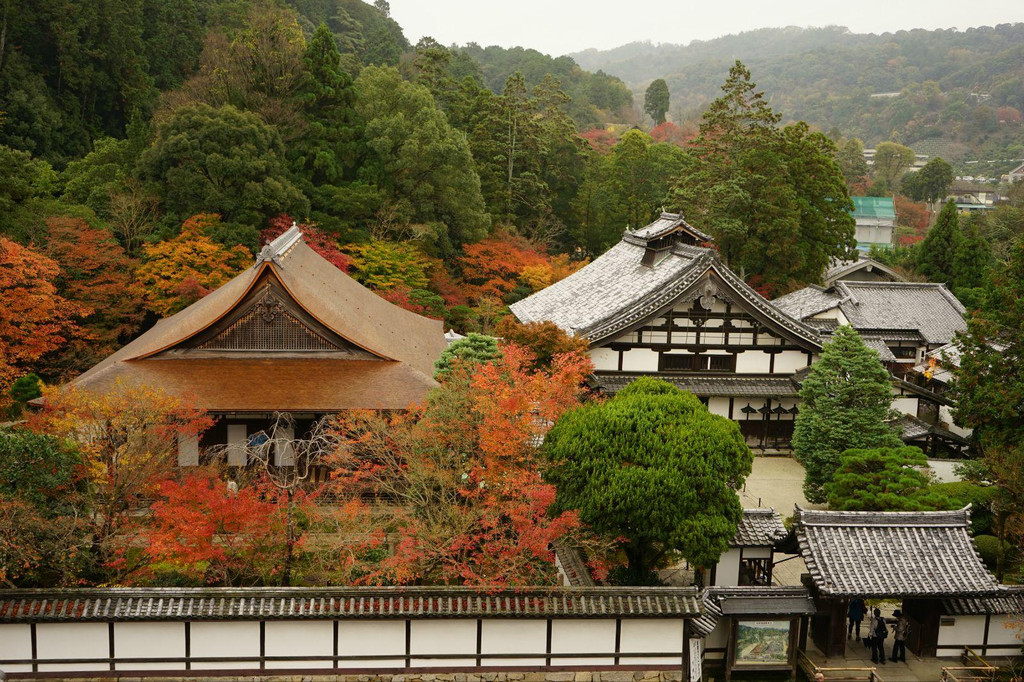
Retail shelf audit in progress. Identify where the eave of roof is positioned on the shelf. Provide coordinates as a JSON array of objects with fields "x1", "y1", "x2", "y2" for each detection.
[
  {"x1": 594, "y1": 373, "x2": 802, "y2": 398},
  {"x1": 0, "y1": 587, "x2": 702, "y2": 622}
]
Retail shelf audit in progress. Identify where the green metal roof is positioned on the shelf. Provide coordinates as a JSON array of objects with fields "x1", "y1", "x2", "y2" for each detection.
[{"x1": 851, "y1": 196, "x2": 896, "y2": 220}]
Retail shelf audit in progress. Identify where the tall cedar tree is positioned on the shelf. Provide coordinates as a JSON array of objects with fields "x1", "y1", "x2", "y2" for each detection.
[
  {"x1": 644, "y1": 78, "x2": 670, "y2": 125},
  {"x1": 670, "y1": 61, "x2": 854, "y2": 295},
  {"x1": 917, "y1": 200, "x2": 961, "y2": 282},
  {"x1": 543, "y1": 378, "x2": 752, "y2": 584},
  {"x1": 825, "y1": 446, "x2": 945, "y2": 511},
  {"x1": 793, "y1": 325, "x2": 902, "y2": 503},
  {"x1": 951, "y1": 218, "x2": 993, "y2": 295}
]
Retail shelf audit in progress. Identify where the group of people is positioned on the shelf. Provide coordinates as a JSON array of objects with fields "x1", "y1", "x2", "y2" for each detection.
[{"x1": 847, "y1": 598, "x2": 911, "y2": 664}]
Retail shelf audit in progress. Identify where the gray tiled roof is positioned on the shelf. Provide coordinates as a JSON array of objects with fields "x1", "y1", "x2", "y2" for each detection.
[
  {"x1": 862, "y1": 337, "x2": 897, "y2": 362},
  {"x1": 794, "y1": 507, "x2": 999, "y2": 598},
  {"x1": 552, "y1": 541, "x2": 595, "y2": 587},
  {"x1": 0, "y1": 587, "x2": 701, "y2": 622},
  {"x1": 833, "y1": 282, "x2": 966, "y2": 345},
  {"x1": 894, "y1": 414, "x2": 969, "y2": 445},
  {"x1": 824, "y1": 256, "x2": 902, "y2": 287},
  {"x1": 628, "y1": 211, "x2": 713, "y2": 242},
  {"x1": 943, "y1": 586, "x2": 1024, "y2": 615},
  {"x1": 733, "y1": 509, "x2": 789, "y2": 547},
  {"x1": 773, "y1": 286, "x2": 842, "y2": 321},
  {"x1": 691, "y1": 586, "x2": 815, "y2": 636},
  {"x1": 510, "y1": 222, "x2": 822, "y2": 350},
  {"x1": 595, "y1": 373, "x2": 801, "y2": 398},
  {"x1": 775, "y1": 282, "x2": 967, "y2": 346}
]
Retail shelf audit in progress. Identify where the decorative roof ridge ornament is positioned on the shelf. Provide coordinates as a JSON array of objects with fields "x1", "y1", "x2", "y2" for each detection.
[{"x1": 255, "y1": 222, "x2": 304, "y2": 268}]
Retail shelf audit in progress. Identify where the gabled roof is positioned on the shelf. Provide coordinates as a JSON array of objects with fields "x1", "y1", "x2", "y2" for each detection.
[
  {"x1": 65, "y1": 226, "x2": 446, "y2": 411},
  {"x1": 774, "y1": 281, "x2": 967, "y2": 346},
  {"x1": 691, "y1": 586, "x2": 815, "y2": 636},
  {"x1": 510, "y1": 222, "x2": 822, "y2": 351},
  {"x1": 823, "y1": 256, "x2": 903, "y2": 287},
  {"x1": 626, "y1": 211, "x2": 712, "y2": 244},
  {"x1": 732, "y1": 509, "x2": 789, "y2": 547},
  {"x1": 834, "y1": 282, "x2": 966, "y2": 345},
  {"x1": 794, "y1": 507, "x2": 999, "y2": 598}
]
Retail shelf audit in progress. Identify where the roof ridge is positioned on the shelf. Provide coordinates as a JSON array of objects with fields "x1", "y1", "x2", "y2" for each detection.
[{"x1": 256, "y1": 222, "x2": 303, "y2": 266}]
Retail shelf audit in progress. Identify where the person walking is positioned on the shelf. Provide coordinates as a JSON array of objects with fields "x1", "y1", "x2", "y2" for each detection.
[
  {"x1": 869, "y1": 608, "x2": 888, "y2": 664},
  {"x1": 848, "y1": 597, "x2": 867, "y2": 640},
  {"x1": 890, "y1": 609, "x2": 910, "y2": 662}
]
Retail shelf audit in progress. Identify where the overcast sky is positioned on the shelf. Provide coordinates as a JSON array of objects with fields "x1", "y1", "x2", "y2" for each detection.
[{"x1": 388, "y1": 1, "x2": 1024, "y2": 56}]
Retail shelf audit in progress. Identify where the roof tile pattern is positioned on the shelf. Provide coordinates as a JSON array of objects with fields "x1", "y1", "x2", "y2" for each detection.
[
  {"x1": 943, "y1": 586, "x2": 1024, "y2": 615},
  {"x1": 0, "y1": 587, "x2": 701, "y2": 622},
  {"x1": 595, "y1": 374, "x2": 801, "y2": 398},
  {"x1": 795, "y1": 507, "x2": 999, "y2": 598},
  {"x1": 834, "y1": 282, "x2": 966, "y2": 345},
  {"x1": 733, "y1": 509, "x2": 789, "y2": 547}
]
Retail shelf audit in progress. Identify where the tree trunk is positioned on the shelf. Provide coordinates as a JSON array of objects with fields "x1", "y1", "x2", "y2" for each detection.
[{"x1": 282, "y1": 488, "x2": 294, "y2": 587}]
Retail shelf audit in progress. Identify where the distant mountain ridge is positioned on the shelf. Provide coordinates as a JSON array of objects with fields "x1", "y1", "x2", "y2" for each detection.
[{"x1": 569, "y1": 24, "x2": 1024, "y2": 171}]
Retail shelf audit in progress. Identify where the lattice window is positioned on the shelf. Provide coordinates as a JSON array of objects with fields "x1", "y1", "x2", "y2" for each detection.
[{"x1": 200, "y1": 293, "x2": 338, "y2": 351}]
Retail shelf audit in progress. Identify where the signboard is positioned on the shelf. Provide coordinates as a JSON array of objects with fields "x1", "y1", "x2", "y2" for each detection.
[
  {"x1": 734, "y1": 620, "x2": 790, "y2": 666},
  {"x1": 688, "y1": 637, "x2": 702, "y2": 681}
]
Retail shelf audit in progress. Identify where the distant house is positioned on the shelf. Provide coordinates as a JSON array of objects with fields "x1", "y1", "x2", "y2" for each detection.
[
  {"x1": 948, "y1": 181, "x2": 1000, "y2": 207},
  {"x1": 849, "y1": 196, "x2": 895, "y2": 250},
  {"x1": 1001, "y1": 161, "x2": 1024, "y2": 184}
]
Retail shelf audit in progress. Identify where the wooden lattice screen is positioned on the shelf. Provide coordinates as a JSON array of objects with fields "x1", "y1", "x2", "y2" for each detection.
[{"x1": 200, "y1": 292, "x2": 338, "y2": 351}]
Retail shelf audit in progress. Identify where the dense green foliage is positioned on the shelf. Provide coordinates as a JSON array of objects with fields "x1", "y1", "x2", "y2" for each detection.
[
  {"x1": 434, "y1": 333, "x2": 501, "y2": 380},
  {"x1": 0, "y1": 429, "x2": 81, "y2": 512},
  {"x1": 793, "y1": 326, "x2": 903, "y2": 503},
  {"x1": 670, "y1": 62, "x2": 855, "y2": 295},
  {"x1": 825, "y1": 447, "x2": 944, "y2": 511},
  {"x1": 572, "y1": 25, "x2": 1024, "y2": 174},
  {"x1": 917, "y1": 201, "x2": 961, "y2": 282},
  {"x1": 901, "y1": 158, "x2": 954, "y2": 204},
  {"x1": 543, "y1": 378, "x2": 752, "y2": 583}
]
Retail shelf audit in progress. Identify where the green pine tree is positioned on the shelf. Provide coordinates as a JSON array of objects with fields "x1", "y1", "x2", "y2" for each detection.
[
  {"x1": 543, "y1": 377, "x2": 752, "y2": 583},
  {"x1": 793, "y1": 325, "x2": 902, "y2": 503},
  {"x1": 917, "y1": 200, "x2": 961, "y2": 282},
  {"x1": 951, "y1": 217, "x2": 993, "y2": 294}
]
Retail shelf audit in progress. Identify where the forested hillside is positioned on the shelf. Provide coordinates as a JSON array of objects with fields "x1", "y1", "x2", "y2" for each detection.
[{"x1": 573, "y1": 25, "x2": 1024, "y2": 173}]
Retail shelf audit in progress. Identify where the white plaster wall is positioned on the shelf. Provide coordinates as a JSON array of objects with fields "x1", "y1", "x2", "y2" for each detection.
[
  {"x1": 708, "y1": 397, "x2": 731, "y2": 418},
  {"x1": 589, "y1": 347, "x2": 619, "y2": 371},
  {"x1": 550, "y1": 619, "x2": 616, "y2": 666},
  {"x1": 481, "y1": 619, "x2": 547, "y2": 666},
  {"x1": 619, "y1": 619, "x2": 684, "y2": 665},
  {"x1": 703, "y1": 619, "x2": 730, "y2": 661},
  {"x1": 190, "y1": 621, "x2": 260, "y2": 670},
  {"x1": 743, "y1": 547, "x2": 771, "y2": 559},
  {"x1": 338, "y1": 620, "x2": 406, "y2": 668},
  {"x1": 714, "y1": 548, "x2": 742, "y2": 587},
  {"x1": 114, "y1": 622, "x2": 185, "y2": 671},
  {"x1": 891, "y1": 397, "x2": 919, "y2": 416},
  {"x1": 937, "y1": 616, "x2": 983, "y2": 652},
  {"x1": 410, "y1": 619, "x2": 477, "y2": 668},
  {"x1": 987, "y1": 615, "x2": 1024, "y2": 655},
  {"x1": 927, "y1": 459, "x2": 962, "y2": 484},
  {"x1": 0, "y1": 624, "x2": 33, "y2": 672},
  {"x1": 773, "y1": 351, "x2": 809, "y2": 374},
  {"x1": 36, "y1": 622, "x2": 109, "y2": 672},
  {"x1": 939, "y1": 405, "x2": 972, "y2": 437},
  {"x1": 264, "y1": 621, "x2": 333, "y2": 669},
  {"x1": 621, "y1": 348, "x2": 659, "y2": 372},
  {"x1": 811, "y1": 308, "x2": 846, "y2": 324},
  {"x1": 734, "y1": 399, "x2": 766, "y2": 421},
  {"x1": 735, "y1": 351, "x2": 771, "y2": 374}
]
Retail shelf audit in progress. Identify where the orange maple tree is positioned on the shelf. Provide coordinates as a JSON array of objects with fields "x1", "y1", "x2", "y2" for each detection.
[
  {"x1": 0, "y1": 237, "x2": 86, "y2": 407},
  {"x1": 36, "y1": 217, "x2": 143, "y2": 375},
  {"x1": 458, "y1": 232, "x2": 547, "y2": 302},
  {"x1": 330, "y1": 343, "x2": 605, "y2": 586},
  {"x1": 135, "y1": 214, "x2": 251, "y2": 316},
  {"x1": 144, "y1": 472, "x2": 292, "y2": 585}
]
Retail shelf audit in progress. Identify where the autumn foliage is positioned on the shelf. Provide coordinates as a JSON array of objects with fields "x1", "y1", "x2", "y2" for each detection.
[
  {"x1": 0, "y1": 237, "x2": 86, "y2": 407},
  {"x1": 135, "y1": 214, "x2": 251, "y2": 316},
  {"x1": 459, "y1": 232, "x2": 547, "y2": 301},
  {"x1": 329, "y1": 343, "x2": 603, "y2": 586},
  {"x1": 260, "y1": 214, "x2": 352, "y2": 272}
]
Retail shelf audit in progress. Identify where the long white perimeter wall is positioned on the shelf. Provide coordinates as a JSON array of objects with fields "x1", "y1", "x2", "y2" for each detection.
[{"x1": 0, "y1": 618, "x2": 689, "y2": 676}]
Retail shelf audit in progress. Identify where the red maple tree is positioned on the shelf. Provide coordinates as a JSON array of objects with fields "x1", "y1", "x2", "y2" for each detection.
[
  {"x1": 260, "y1": 214, "x2": 352, "y2": 272},
  {"x1": 458, "y1": 233, "x2": 546, "y2": 302}
]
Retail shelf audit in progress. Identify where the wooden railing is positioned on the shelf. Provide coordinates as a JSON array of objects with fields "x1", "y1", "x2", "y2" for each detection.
[
  {"x1": 941, "y1": 646, "x2": 998, "y2": 682},
  {"x1": 798, "y1": 650, "x2": 884, "y2": 681}
]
